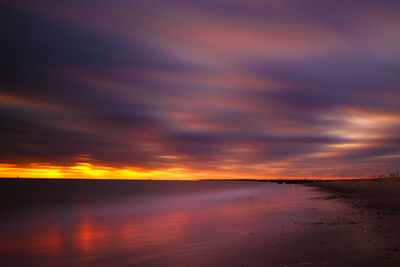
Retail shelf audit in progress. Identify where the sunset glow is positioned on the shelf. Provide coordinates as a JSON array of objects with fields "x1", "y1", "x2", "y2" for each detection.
[
  {"x1": 0, "y1": 163, "x2": 267, "y2": 180},
  {"x1": 0, "y1": 163, "x2": 359, "y2": 180},
  {"x1": 1, "y1": 0, "x2": 400, "y2": 179}
]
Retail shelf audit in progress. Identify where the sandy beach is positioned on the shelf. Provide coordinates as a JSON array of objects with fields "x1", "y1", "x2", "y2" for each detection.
[{"x1": 307, "y1": 178, "x2": 400, "y2": 266}]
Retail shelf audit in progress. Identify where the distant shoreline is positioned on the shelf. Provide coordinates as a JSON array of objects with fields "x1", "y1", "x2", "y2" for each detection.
[{"x1": 0, "y1": 177, "x2": 391, "y2": 182}]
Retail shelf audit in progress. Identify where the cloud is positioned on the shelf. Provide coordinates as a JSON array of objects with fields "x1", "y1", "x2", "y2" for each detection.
[{"x1": 1, "y1": 0, "x2": 400, "y2": 178}]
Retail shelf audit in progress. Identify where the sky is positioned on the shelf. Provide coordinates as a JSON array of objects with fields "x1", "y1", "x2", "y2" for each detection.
[{"x1": 1, "y1": 0, "x2": 400, "y2": 179}]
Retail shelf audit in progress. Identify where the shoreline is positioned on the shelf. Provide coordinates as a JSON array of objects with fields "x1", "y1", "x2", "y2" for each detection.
[
  {"x1": 309, "y1": 177, "x2": 400, "y2": 211},
  {"x1": 306, "y1": 178, "x2": 400, "y2": 265}
]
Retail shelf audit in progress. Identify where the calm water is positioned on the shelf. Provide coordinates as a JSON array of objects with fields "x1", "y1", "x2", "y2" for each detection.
[{"x1": 0, "y1": 180, "x2": 346, "y2": 266}]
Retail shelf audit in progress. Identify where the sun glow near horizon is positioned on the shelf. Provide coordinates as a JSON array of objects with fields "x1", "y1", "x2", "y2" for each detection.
[
  {"x1": 0, "y1": 163, "x2": 192, "y2": 180},
  {"x1": 0, "y1": 162, "x2": 261, "y2": 180},
  {"x1": 0, "y1": 163, "x2": 362, "y2": 180}
]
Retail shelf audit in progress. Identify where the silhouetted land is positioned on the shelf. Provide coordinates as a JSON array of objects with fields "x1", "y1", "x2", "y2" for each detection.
[{"x1": 200, "y1": 178, "x2": 319, "y2": 183}]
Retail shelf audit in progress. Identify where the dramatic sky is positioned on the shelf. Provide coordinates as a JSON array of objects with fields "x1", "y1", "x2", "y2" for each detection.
[{"x1": 1, "y1": 0, "x2": 400, "y2": 179}]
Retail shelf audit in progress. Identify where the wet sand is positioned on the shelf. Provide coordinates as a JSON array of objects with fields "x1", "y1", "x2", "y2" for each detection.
[
  {"x1": 307, "y1": 178, "x2": 400, "y2": 266},
  {"x1": 0, "y1": 178, "x2": 399, "y2": 266}
]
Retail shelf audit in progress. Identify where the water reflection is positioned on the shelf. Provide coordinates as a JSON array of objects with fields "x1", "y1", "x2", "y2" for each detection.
[{"x1": 0, "y1": 182, "x2": 348, "y2": 266}]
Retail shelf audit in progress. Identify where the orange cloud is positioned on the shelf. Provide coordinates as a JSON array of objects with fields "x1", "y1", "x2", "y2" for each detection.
[
  {"x1": 0, "y1": 162, "x2": 266, "y2": 180},
  {"x1": 0, "y1": 93, "x2": 75, "y2": 114},
  {"x1": 0, "y1": 162, "x2": 362, "y2": 180}
]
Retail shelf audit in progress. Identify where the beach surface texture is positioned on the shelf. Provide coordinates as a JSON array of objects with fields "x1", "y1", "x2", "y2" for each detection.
[{"x1": 307, "y1": 178, "x2": 400, "y2": 266}]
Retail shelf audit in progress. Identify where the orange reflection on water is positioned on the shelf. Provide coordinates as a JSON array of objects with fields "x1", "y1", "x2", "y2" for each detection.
[
  {"x1": 0, "y1": 182, "x2": 362, "y2": 266},
  {"x1": 33, "y1": 225, "x2": 62, "y2": 255},
  {"x1": 113, "y1": 211, "x2": 188, "y2": 252},
  {"x1": 76, "y1": 218, "x2": 94, "y2": 252},
  {"x1": 75, "y1": 207, "x2": 113, "y2": 254},
  {"x1": 0, "y1": 223, "x2": 62, "y2": 258}
]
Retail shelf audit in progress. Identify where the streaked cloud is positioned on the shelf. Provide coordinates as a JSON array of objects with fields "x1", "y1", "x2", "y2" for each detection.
[{"x1": 1, "y1": 0, "x2": 400, "y2": 178}]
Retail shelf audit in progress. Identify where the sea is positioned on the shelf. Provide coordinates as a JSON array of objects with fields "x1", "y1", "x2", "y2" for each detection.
[{"x1": 0, "y1": 179, "x2": 349, "y2": 266}]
